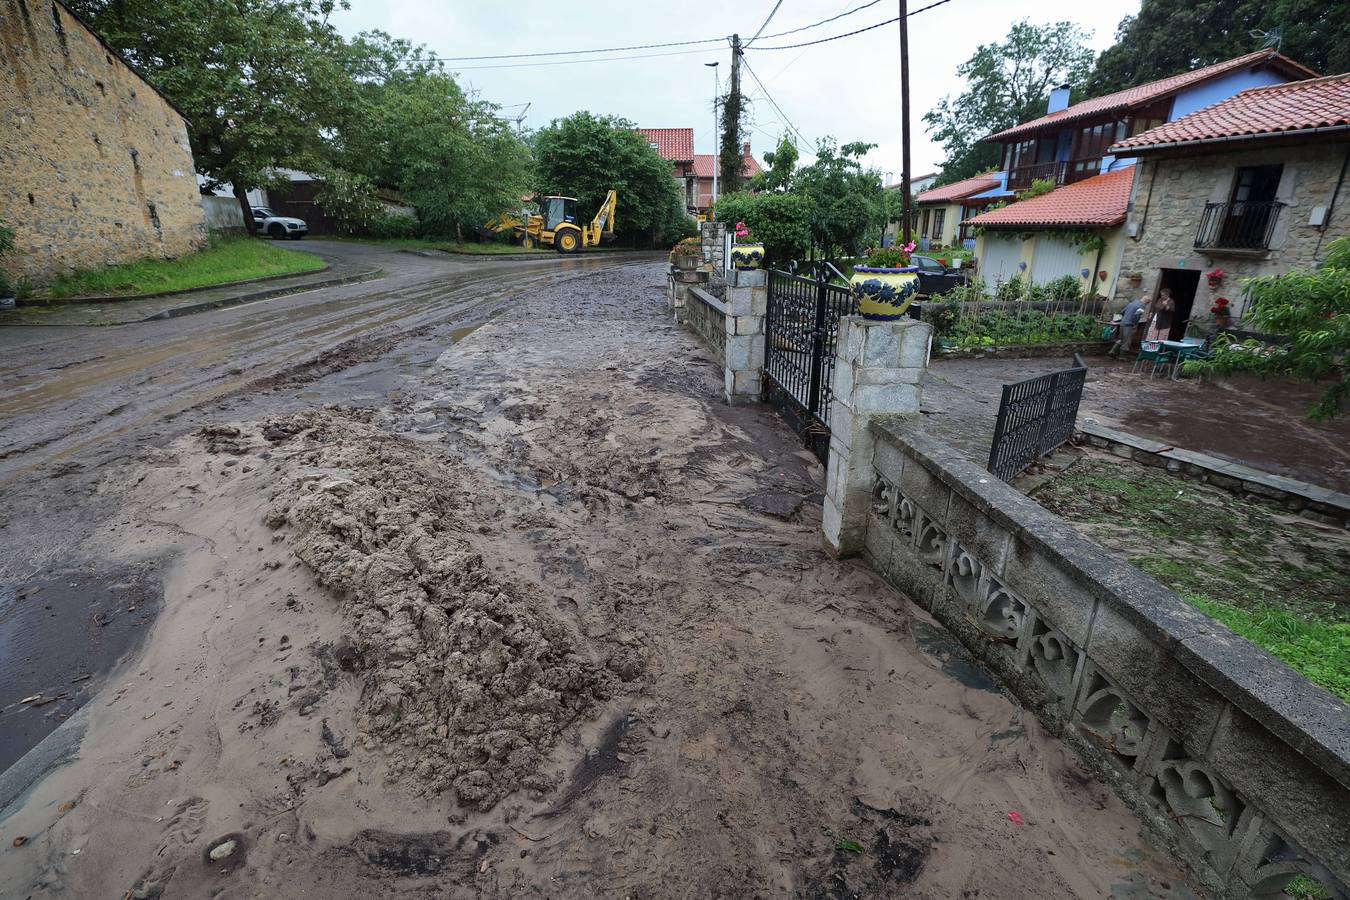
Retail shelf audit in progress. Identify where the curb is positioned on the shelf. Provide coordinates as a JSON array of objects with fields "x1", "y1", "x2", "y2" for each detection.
[
  {"x1": 140, "y1": 267, "x2": 384, "y2": 321},
  {"x1": 0, "y1": 702, "x2": 91, "y2": 817},
  {"x1": 17, "y1": 263, "x2": 334, "y2": 307}
]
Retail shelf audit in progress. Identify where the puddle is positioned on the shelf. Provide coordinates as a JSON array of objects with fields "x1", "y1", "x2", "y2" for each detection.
[
  {"x1": 0, "y1": 565, "x2": 161, "y2": 774},
  {"x1": 911, "y1": 621, "x2": 1004, "y2": 694}
]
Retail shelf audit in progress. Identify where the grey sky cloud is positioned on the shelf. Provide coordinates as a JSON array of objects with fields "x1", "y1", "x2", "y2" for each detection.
[{"x1": 333, "y1": 0, "x2": 1139, "y2": 177}]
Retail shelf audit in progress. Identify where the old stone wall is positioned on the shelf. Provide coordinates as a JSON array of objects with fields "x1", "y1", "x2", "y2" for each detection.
[
  {"x1": 699, "y1": 220, "x2": 727, "y2": 273},
  {"x1": 0, "y1": 0, "x2": 206, "y2": 283},
  {"x1": 1115, "y1": 143, "x2": 1350, "y2": 319},
  {"x1": 864, "y1": 422, "x2": 1350, "y2": 899}
]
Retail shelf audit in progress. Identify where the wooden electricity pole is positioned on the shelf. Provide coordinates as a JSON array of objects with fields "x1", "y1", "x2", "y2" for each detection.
[
  {"x1": 720, "y1": 33, "x2": 744, "y2": 195},
  {"x1": 899, "y1": 0, "x2": 912, "y2": 245}
]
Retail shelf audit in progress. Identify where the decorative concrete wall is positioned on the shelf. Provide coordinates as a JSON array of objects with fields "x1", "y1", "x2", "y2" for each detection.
[
  {"x1": 863, "y1": 422, "x2": 1350, "y2": 899},
  {"x1": 0, "y1": 0, "x2": 206, "y2": 283},
  {"x1": 1115, "y1": 145, "x2": 1350, "y2": 320}
]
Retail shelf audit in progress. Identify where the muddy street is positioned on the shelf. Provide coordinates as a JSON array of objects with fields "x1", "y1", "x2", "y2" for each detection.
[{"x1": 0, "y1": 256, "x2": 1193, "y2": 898}]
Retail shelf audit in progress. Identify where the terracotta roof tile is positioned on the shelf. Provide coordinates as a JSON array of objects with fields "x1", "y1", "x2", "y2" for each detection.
[
  {"x1": 692, "y1": 152, "x2": 762, "y2": 178},
  {"x1": 635, "y1": 128, "x2": 694, "y2": 161},
  {"x1": 916, "y1": 173, "x2": 1001, "y2": 203},
  {"x1": 986, "y1": 51, "x2": 1317, "y2": 143},
  {"x1": 964, "y1": 166, "x2": 1136, "y2": 228},
  {"x1": 1110, "y1": 72, "x2": 1350, "y2": 152}
]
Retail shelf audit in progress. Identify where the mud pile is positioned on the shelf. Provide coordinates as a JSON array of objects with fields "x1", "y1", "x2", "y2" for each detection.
[{"x1": 260, "y1": 409, "x2": 610, "y2": 809}]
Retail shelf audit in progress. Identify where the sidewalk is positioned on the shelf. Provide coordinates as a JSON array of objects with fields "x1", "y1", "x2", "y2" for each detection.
[{"x1": 0, "y1": 252, "x2": 381, "y2": 327}]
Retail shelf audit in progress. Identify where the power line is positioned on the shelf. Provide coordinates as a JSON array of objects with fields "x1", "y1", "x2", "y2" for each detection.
[
  {"x1": 445, "y1": 47, "x2": 717, "y2": 71},
  {"x1": 755, "y1": 0, "x2": 883, "y2": 42},
  {"x1": 738, "y1": 53, "x2": 809, "y2": 148},
  {"x1": 747, "y1": 0, "x2": 956, "y2": 51},
  {"x1": 743, "y1": 1, "x2": 784, "y2": 47},
  {"x1": 405, "y1": 35, "x2": 728, "y2": 64}
]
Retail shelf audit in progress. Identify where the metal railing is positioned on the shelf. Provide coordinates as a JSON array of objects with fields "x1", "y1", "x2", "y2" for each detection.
[
  {"x1": 1194, "y1": 201, "x2": 1284, "y2": 251},
  {"x1": 987, "y1": 361, "x2": 1088, "y2": 481}
]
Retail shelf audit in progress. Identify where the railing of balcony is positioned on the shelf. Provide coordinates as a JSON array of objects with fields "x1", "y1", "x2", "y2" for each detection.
[
  {"x1": 1006, "y1": 161, "x2": 1066, "y2": 192},
  {"x1": 1194, "y1": 201, "x2": 1284, "y2": 251}
]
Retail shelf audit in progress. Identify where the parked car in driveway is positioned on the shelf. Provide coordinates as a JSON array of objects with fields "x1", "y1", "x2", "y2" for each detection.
[
  {"x1": 911, "y1": 255, "x2": 967, "y2": 296},
  {"x1": 251, "y1": 206, "x2": 308, "y2": 240}
]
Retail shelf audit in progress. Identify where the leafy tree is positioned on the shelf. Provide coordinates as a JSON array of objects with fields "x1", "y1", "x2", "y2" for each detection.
[
  {"x1": 924, "y1": 21, "x2": 1094, "y2": 185},
  {"x1": 1084, "y1": 0, "x2": 1349, "y2": 99},
  {"x1": 313, "y1": 169, "x2": 383, "y2": 235},
  {"x1": 68, "y1": 0, "x2": 357, "y2": 233},
  {"x1": 750, "y1": 137, "x2": 799, "y2": 193},
  {"x1": 1190, "y1": 238, "x2": 1350, "y2": 420},
  {"x1": 713, "y1": 191, "x2": 811, "y2": 266},
  {"x1": 794, "y1": 141, "x2": 888, "y2": 260},
  {"x1": 532, "y1": 112, "x2": 687, "y2": 245}
]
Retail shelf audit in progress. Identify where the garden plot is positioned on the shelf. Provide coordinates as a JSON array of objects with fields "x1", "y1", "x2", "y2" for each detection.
[{"x1": 1026, "y1": 449, "x2": 1350, "y2": 701}]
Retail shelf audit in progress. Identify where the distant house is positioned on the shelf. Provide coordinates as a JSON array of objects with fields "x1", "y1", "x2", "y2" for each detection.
[
  {"x1": 691, "y1": 142, "x2": 763, "y2": 215},
  {"x1": 1104, "y1": 73, "x2": 1350, "y2": 334},
  {"x1": 962, "y1": 50, "x2": 1318, "y2": 296},
  {"x1": 1, "y1": 0, "x2": 206, "y2": 283},
  {"x1": 912, "y1": 173, "x2": 1002, "y2": 249},
  {"x1": 636, "y1": 128, "x2": 698, "y2": 212}
]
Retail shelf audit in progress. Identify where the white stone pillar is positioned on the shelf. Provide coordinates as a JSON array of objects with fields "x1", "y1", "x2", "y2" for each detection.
[
  {"x1": 722, "y1": 269, "x2": 767, "y2": 405},
  {"x1": 822, "y1": 315, "x2": 932, "y2": 556}
]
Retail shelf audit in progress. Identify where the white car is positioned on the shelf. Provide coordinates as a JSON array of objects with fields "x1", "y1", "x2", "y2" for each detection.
[{"x1": 251, "y1": 206, "x2": 308, "y2": 240}]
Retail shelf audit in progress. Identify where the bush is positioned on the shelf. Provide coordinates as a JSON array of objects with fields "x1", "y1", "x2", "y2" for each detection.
[
  {"x1": 1044, "y1": 274, "x2": 1083, "y2": 302},
  {"x1": 864, "y1": 246, "x2": 911, "y2": 268},
  {"x1": 713, "y1": 191, "x2": 811, "y2": 267},
  {"x1": 922, "y1": 300, "x2": 960, "y2": 337},
  {"x1": 370, "y1": 213, "x2": 420, "y2": 240},
  {"x1": 943, "y1": 309, "x2": 1096, "y2": 347},
  {"x1": 995, "y1": 274, "x2": 1025, "y2": 302}
]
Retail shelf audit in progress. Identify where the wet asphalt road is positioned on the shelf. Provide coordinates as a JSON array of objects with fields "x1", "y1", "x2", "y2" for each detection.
[{"x1": 0, "y1": 241, "x2": 656, "y2": 775}]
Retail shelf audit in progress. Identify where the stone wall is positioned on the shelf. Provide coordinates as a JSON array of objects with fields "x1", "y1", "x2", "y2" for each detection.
[
  {"x1": 699, "y1": 220, "x2": 727, "y2": 273},
  {"x1": 0, "y1": 0, "x2": 206, "y2": 283},
  {"x1": 862, "y1": 421, "x2": 1350, "y2": 899},
  {"x1": 685, "y1": 286, "x2": 726, "y2": 365},
  {"x1": 1115, "y1": 143, "x2": 1350, "y2": 319}
]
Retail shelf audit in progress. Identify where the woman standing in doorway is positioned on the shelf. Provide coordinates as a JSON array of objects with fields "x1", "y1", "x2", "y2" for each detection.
[{"x1": 1146, "y1": 288, "x2": 1175, "y2": 342}]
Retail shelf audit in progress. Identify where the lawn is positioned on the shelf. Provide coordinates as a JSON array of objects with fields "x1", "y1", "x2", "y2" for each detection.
[
  {"x1": 44, "y1": 234, "x2": 326, "y2": 299},
  {"x1": 1030, "y1": 455, "x2": 1350, "y2": 702}
]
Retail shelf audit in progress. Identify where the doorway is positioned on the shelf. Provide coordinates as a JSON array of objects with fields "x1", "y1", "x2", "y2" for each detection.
[{"x1": 1155, "y1": 268, "x2": 1200, "y2": 340}]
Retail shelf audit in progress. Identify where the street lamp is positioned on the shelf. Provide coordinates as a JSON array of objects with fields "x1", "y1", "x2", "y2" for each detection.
[{"x1": 705, "y1": 61, "x2": 719, "y2": 219}]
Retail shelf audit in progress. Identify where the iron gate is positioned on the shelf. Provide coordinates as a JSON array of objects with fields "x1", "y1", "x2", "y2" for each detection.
[
  {"x1": 763, "y1": 270, "x2": 857, "y2": 463},
  {"x1": 986, "y1": 362, "x2": 1087, "y2": 481}
]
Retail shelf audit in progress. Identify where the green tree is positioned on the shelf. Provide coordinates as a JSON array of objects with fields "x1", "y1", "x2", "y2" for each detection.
[
  {"x1": 750, "y1": 137, "x2": 799, "y2": 193},
  {"x1": 1192, "y1": 237, "x2": 1350, "y2": 419},
  {"x1": 924, "y1": 21, "x2": 1095, "y2": 185},
  {"x1": 713, "y1": 192, "x2": 811, "y2": 266},
  {"x1": 532, "y1": 112, "x2": 687, "y2": 245},
  {"x1": 794, "y1": 141, "x2": 888, "y2": 260},
  {"x1": 1084, "y1": 0, "x2": 1348, "y2": 99},
  {"x1": 68, "y1": 0, "x2": 357, "y2": 233}
]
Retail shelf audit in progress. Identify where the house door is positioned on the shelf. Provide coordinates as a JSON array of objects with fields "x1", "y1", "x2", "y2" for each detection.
[
  {"x1": 1156, "y1": 269, "x2": 1200, "y2": 341},
  {"x1": 1220, "y1": 165, "x2": 1282, "y2": 248},
  {"x1": 1030, "y1": 236, "x2": 1084, "y2": 285},
  {"x1": 981, "y1": 236, "x2": 1022, "y2": 283}
]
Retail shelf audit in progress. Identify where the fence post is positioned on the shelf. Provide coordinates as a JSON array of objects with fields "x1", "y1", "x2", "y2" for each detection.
[
  {"x1": 723, "y1": 268, "x2": 768, "y2": 405},
  {"x1": 806, "y1": 274, "x2": 828, "y2": 415},
  {"x1": 822, "y1": 315, "x2": 932, "y2": 557}
]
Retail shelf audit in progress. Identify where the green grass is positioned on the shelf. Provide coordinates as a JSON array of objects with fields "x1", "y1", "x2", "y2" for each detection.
[
  {"x1": 1033, "y1": 458, "x2": 1350, "y2": 701},
  {"x1": 44, "y1": 234, "x2": 325, "y2": 299}
]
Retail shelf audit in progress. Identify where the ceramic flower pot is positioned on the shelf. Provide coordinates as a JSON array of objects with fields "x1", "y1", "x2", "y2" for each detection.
[
  {"x1": 730, "y1": 242, "x2": 764, "y2": 271},
  {"x1": 850, "y1": 266, "x2": 920, "y2": 320}
]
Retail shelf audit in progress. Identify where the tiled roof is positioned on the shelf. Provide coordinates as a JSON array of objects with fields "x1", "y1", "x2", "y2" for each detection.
[
  {"x1": 916, "y1": 173, "x2": 1000, "y2": 203},
  {"x1": 963, "y1": 166, "x2": 1136, "y2": 228},
  {"x1": 1110, "y1": 72, "x2": 1350, "y2": 152},
  {"x1": 635, "y1": 128, "x2": 694, "y2": 161},
  {"x1": 692, "y1": 152, "x2": 763, "y2": 179},
  {"x1": 986, "y1": 51, "x2": 1318, "y2": 143}
]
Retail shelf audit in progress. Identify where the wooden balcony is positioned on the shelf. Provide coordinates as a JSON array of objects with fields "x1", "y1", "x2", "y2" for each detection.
[{"x1": 1006, "y1": 159, "x2": 1103, "y2": 192}]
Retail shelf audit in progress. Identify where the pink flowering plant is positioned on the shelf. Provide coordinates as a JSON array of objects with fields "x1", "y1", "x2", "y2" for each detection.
[
  {"x1": 733, "y1": 221, "x2": 754, "y2": 243},
  {"x1": 862, "y1": 241, "x2": 916, "y2": 269}
]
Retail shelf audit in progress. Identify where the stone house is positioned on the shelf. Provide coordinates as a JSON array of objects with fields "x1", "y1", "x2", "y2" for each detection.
[
  {"x1": 961, "y1": 49, "x2": 1317, "y2": 298},
  {"x1": 1108, "y1": 73, "x2": 1350, "y2": 335},
  {"x1": 0, "y1": 0, "x2": 206, "y2": 284}
]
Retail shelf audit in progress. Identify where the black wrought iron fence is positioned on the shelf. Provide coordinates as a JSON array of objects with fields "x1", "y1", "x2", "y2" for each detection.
[
  {"x1": 764, "y1": 270, "x2": 856, "y2": 463},
  {"x1": 1194, "y1": 201, "x2": 1284, "y2": 251},
  {"x1": 987, "y1": 361, "x2": 1088, "y2": 481}
]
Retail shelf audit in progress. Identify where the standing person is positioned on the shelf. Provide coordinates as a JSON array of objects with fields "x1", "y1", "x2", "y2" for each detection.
[
  {"x1": 1146, "y1": 288, "x2": 1175, "y2": 342},
  {"x1": 1110, "y1": 296, "x2": 1147, "y2": 358}
]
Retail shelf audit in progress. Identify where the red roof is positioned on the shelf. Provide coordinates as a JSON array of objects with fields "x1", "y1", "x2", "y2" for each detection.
[
  {"x1": 916, "y1": 173, "x2": 1000, "y2": 204},
  {"x1": 692, "y1": 152, "x2": 763, "y2": 179},
  {"x1": 1111, "y1": 72, "x2": 1350, "y2": 153},
  {"x1": 987, "y1": 51, "x2": 1317, "y2": 143},
  {"x1": 964, "y1": 166, "x2": 1136, "y2": 228},
  {"x1": 636, "y1": 128, "x2": 694, "y2": 162}
]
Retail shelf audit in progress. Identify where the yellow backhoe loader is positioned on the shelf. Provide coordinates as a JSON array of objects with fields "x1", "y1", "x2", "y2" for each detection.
[{"x1": 484, "y1": 190, "x2": 617, "y2": 253}]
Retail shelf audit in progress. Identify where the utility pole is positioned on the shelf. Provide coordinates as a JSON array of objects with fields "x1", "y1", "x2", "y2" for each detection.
[
  {"x1": 898, "y1": 0, "x2": 912, "y2": 245},
  {"x1": 720, "y1": 33, "x2": 744, "y2": 196},
  {"x1": 705, "y1": 61, "x2": 720, "y2": 217}
]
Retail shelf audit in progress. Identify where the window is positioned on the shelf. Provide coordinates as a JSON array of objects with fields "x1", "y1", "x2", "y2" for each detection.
[
  {"x1": 921, "y1": 208, "x2": 931, "y2": 238},
  {"x1": 1231, "y1": 165, "x2": 1283, "y2": 204},
  {"x1": 931, "y1": 209, "x2": 946, "y2": 242},
  {"x1": 1129, "y1": 116, "x2": 1164, "y2": 137}
]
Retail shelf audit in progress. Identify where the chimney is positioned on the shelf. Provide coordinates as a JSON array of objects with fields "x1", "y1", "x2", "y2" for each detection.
[
  {"x1": 742, "y1": 141, "x2": 751, "y2": 157},
  {"x1": 1047, "y1": 84, "x2": 1072, "y2": 114}
]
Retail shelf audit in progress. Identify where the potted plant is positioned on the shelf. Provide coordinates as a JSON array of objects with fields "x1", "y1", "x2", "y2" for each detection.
[
  {"x1": 850, "y1": 242, "x2": 920, "y2": 321},
  {"x1": 1205, "y1": 267, "x2": 1225, "y2": 289},
  {"x1": 728, "y1": 221, "x2": 764, "y2": 271},
  {"x1": 1211, "y1": 297, "x2": 1232, "y2": 328},
  {"x1": 669, "y1": 236, "x2": 702, "y2": 270},
  {"x1": 1126, "y1": 271, "x2": 1143, "y2": 288}
]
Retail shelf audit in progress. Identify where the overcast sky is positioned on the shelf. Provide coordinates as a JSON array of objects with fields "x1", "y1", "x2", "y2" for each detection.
[{"x1": 332, "y1": 0, "x2": 1140, "y2": 179}]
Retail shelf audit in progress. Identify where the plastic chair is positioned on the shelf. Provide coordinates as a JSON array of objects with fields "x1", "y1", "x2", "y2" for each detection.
[{"x1": 1132, "y1": 341, "x2": 1175, "y2": 377}]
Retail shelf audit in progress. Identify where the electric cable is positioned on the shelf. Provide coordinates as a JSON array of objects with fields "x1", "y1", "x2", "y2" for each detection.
[
  {"x1": 404, "y1": 35, "x2": 728, "y2": 64},
  {"x1": 743, "y1": 1, "x2": 784, "y2": 47},
  {"x1": 738, "y1": 53, "x2": 810, "y2": 147},
  {"x1": 755, "y1": 0, "x2": 883, "y2": 42},
  {"x1": 747, "y1": 0, "x2": 957, "y2": 51},
  {"x1": 444, "y1": 47, "x2": 718, "y2": 71}
]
